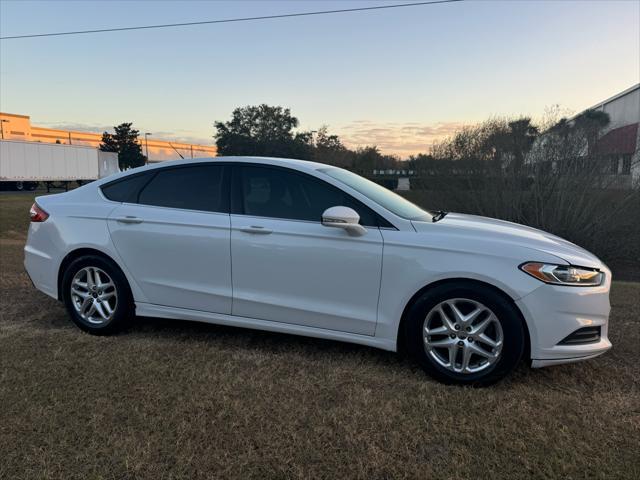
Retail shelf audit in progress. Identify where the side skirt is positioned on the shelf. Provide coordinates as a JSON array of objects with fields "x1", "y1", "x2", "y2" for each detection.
[{"x1": 135, "y1": 302, "x2": 397, "y2": 352}]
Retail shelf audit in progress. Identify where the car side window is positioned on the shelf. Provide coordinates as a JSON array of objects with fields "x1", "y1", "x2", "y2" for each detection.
[
  {"x1": 137, "y1": 165, "x2": 228, "y2": 213},
  {"x1": 239, "y1": 166, "x2": 380, "y2": 227},
  {"x1": 101, "y1": 172, "x2": 154, "y2": 203}
]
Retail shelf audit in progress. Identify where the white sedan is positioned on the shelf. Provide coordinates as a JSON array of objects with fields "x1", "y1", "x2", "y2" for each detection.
[{"x1": 24, "y1": 157, "x2": 612, "y2": 385}]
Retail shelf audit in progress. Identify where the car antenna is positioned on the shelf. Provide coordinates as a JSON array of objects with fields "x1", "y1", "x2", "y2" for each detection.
[{"x1": 169, "y1": 142, "x2": 185, "y2": 159}]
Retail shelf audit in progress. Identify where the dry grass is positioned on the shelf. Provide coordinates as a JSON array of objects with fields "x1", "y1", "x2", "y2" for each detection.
[{"x1": 1, "y1": 192, "x2": 639, "y2": 479}]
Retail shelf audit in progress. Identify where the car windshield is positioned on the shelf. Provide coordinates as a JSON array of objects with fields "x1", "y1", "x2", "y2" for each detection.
[{"x1": 319, "y1": 168, "x2": 433, "y2": 221}]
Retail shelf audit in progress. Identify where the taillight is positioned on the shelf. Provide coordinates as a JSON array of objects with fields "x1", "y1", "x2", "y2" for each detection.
[{"x1": 30, "y1": 203, "x2": 49, "y2": 222}]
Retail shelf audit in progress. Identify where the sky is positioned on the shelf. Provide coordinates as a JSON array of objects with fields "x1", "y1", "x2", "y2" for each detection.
[{"x1": 1, "y1": 0, "x2": 639, "y2": 157}]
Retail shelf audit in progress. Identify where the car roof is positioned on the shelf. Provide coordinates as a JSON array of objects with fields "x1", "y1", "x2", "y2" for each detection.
[
  {"x1": 95, "y1": 156, "x2": 335, "y2": 186},
  {"x1": 148, "y1": 156, "x2": 328, "y2": 172}
]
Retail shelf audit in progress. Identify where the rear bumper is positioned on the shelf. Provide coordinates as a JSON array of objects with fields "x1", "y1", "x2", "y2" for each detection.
[
  {"x1": 24, "y1": 224, "x2": 59, "y2": 300},
  {"x1": 516, "y1": 274, "x2": 612, "y2": 368}
]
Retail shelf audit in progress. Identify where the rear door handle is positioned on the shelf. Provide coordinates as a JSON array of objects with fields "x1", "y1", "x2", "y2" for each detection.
[
  {"x1": 239, "y1": 225, "x2": 272, "y2": 234},
  {"x1": 115, "y1": 216, "x2": 144, "y2": 224}
]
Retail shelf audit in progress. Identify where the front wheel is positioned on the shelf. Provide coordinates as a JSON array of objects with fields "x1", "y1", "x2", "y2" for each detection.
[
  {"x1": 404, "y1": 282, "x2": 526, "y2": 386},
  {"x1": 61, "y1": 255, "x2": 134, "y2": 335}
]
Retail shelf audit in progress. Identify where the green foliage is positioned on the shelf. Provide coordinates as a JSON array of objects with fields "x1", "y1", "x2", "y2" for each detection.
[
  {"x1": 567, "y1": 109, "x2": 611, "y2": 151},
  {"x1": 574, "y1": 109, "x2": 611, "y2": 131},
  {"x1": 351, "y1": 146, "x2": 392, "y2": 173},
  {"x1": 99, "y1": 123, "x2": 146, "y2": 170},
  {"x1": 313, "y1": 126, "x2": 352, "y2": 167},
  {"x1": 214, "y1": 105, "x2": 313, "y2": 159}
]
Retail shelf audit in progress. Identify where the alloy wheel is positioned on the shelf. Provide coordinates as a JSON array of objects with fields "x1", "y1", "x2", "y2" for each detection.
[
  {"x1": 70, "y1": 266, "x2": 118, "y2": 325},
  {"x1": 423, "y1": 298, "x2": 504, "y2": 374}
]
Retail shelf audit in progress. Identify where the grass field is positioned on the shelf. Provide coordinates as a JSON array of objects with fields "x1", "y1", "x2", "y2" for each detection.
[{"x1": 1, "y1": 192, "x2": 639, "y2": 479}]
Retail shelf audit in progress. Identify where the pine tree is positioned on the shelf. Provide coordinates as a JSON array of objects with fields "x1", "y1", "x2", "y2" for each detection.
[{"x1": 99, "y1": 123, "x2": 146, "y2": 170}]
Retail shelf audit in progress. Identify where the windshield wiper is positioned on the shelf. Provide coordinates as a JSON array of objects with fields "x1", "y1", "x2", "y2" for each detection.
[{"x1": 432, "y1": 210, "x2": 449, "y2": 223}]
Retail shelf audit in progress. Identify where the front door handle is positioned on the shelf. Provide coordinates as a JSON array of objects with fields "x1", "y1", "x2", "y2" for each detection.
[
  {"x1": 239, "y1": 225, "x2": 272, "y2": 234},
  {"x1": 115, "y1": 216, "x2": 144, "y2": 224}
]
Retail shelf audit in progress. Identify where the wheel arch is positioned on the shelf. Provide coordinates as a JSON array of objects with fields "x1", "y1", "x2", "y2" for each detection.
[
  {"x1": 396, "y1": 277, "x2": 531, "y2": 360},
  {"x1": 57, "y1": 247, "x2": 131, "y2": 301}
]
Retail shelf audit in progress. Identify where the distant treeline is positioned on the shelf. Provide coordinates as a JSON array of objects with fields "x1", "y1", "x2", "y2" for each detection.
[{"x1": 213, "y1": 104, "x2": 399, "y2": 171}]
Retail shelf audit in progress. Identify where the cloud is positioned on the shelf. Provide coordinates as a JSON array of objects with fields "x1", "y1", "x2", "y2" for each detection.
[
  {"x1": 150, "y1": 130, "x2": 214, "y2": 146},
  {"x1": 37, "y1": 121, "x2": 114, "y2": 133},
  {"x1": 337, "y1": 121, "x2": 466, "y2": 157}
]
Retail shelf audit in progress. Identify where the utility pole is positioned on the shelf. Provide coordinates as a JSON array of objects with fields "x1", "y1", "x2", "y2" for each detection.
[
  {"x1": 144, "y1": 132, "x2": 152, "y2": 163},
  {"x1": 0, "y1": 119, "x2": 8, "y2": 140}
]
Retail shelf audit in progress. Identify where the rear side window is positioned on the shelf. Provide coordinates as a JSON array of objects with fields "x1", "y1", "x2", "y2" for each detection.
[
  {"x1": 138, "y1": 165, "x2": 227, "y2": 213},
  {"x1": 101, "y1": 172, "x2": 153, "y2": 203}
]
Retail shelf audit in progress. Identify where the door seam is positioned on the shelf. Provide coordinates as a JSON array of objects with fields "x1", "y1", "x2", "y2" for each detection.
[
  {"x1": 229, "y1": 214, "x2": 234, "y2": 315},
  {"x1": 373, "y1": 229, "x2": 385, "y2": 337}
]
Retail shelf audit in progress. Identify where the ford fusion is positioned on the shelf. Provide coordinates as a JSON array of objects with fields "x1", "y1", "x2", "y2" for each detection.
[{"x1": 24, "y1": 157, "x2": 612, "y2": 385}]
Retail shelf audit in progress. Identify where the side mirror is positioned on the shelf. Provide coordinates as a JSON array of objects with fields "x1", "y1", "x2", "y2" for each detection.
[{"x1": 322, "y1": 206, "x2": 367, "y2": 236}]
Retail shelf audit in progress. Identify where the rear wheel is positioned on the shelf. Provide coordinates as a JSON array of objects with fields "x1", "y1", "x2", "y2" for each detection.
[
  {"x1": 62, "y1": 255, "x2": 133, "y2": 335},
  {"x1": 405, "y1": 282, "x2": 525, "y2": 386}
]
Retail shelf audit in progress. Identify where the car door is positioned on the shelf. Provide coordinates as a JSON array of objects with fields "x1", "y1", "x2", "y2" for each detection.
[
  {"x1": 106, "y1": 163, "x2": 232, "y2": 314},
  {"x1": 230, "y1": 164, "x2": 384, "y2": 335}
]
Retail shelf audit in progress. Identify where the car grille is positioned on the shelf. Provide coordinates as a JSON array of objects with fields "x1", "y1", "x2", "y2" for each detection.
[{"x1": 558, "y1": 326, "x2": 601, "y2": 345}]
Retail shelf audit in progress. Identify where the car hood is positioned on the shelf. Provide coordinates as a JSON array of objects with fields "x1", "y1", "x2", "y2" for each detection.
[{"x1": 411, "y1": 213, "x2": 604, "y2": 268}]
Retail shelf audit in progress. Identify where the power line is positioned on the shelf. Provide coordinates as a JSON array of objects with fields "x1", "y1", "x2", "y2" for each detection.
[{"x1": 0, "y1": 0, "x2": 463, "y2": 40}]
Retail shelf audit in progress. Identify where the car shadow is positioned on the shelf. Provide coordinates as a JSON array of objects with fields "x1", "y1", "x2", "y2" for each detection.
[
  {"x1": 126, "y1": 314, "x2": 536, "y2": 388},
  {"x1": 29, "y1": 302, "x2": 538, "y2": 388},
  {"x1": 131, "y1": 314, "x2": 401, "y2": 360}
]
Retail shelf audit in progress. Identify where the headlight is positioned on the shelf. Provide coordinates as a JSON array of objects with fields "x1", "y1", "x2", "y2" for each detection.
[{"x1": 519, "y1": 262, "x2": 603, "y2": 286}]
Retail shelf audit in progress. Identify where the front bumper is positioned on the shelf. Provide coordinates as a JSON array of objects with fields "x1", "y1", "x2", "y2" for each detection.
[
  {"x1": 531, "y1": 351, "x2": 609, "y2": 368},
  {"x1": 516, "y1": 274, "x2": 612, "y2": 368}
]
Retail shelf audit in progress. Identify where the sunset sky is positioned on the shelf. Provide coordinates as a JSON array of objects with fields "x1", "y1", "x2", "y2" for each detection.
[{"x1": 1, "y1": 0, "x2": 639, "y2": 157}]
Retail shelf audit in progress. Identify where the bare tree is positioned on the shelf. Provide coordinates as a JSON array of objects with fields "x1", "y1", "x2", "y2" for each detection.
[{"x1": 428, "y1": 113, "x2": 639, "y2": 268}]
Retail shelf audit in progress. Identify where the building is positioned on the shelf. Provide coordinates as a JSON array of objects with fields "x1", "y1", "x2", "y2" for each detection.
[
  {"x1": 578, "y1": 84, "x2": 640, "y2": 185},
  {"x1": 0, "y1": 112, "x2": 216, "y2": 162}
]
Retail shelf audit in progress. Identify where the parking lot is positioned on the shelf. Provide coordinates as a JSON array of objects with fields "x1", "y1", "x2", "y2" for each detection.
[{"x1": 1, "y1": 191, "x2": 639, "y2": 479}]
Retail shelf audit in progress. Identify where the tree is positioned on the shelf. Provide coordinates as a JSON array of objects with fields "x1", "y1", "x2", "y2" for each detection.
[
  {"x1": 313, "y1": 125, "x2": 353, "y2": 167},
  {"x1": 407, "y1": 153, "x2": 455, "y2": 175},
  {"x1": 351, "y1": 146, "x2": 399, "y2": 173},
  {"x1": 214, "y1": 104, "x2": 313, "y2": 159},
  {"x1": 484, "y1": 118, "x2": 539, "y2": 172},
  {"x1": 573, "y1": 109, "x2": 610, "y2": 154},
  {"x1": 99, "y1": 123, "x2": 146, "y2": 170}
]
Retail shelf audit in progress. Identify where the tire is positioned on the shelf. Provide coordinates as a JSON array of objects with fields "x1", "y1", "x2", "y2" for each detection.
[
  {"x1": 61, "y1": 255, "x2": 134, "y2": 335},
  {"x1": 15, "y1": 181, "x2": 24, "y2": 191},
  {"x1": 404, "y1": 282, "x2": 526, "y2": 386}
]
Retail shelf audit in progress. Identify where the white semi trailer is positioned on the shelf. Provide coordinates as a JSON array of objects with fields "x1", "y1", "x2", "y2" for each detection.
[{"x1": 0, "y1": 139, "x2": 119, "y2": 191}]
